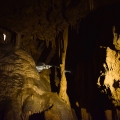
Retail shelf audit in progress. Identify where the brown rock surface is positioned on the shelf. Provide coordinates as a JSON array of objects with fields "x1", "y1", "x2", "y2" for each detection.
[{"x1": 0, "y1": 44, "x2": 77, "y2": 120}]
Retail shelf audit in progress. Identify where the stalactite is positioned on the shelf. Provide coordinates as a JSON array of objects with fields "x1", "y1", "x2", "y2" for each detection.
[
  {"x1": 36, "y1": 42, "x2": 45, "y2": 62},
  {"x1": 46, "y1": 40, "x2": 49, "y2": 48},
  {"x1": 89, "y1": 0, "x2": 94, "y2": 10},
  {"x1": 44, "y1": 33, "x2": 57, "y2": 65},
  {"x1": 70, "y1": 22, "x2": 79, "y2": 33},
  {"x1": 45, "y1": 47, "x2": 56, "y2": 64}
]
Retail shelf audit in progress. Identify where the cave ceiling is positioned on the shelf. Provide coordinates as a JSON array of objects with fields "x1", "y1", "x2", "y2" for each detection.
[
  {"x1": 0, "y1": 0, "x2": 89, "y2": 41},
  {"x1": 0, "y1": 0, "x2": 120, "y2": 64},
  {"x1": 0, "y1": 0, "x2": 119, "y2": 42}
]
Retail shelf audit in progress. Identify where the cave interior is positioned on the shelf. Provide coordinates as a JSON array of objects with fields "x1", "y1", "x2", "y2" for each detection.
[{"x1": 0, "y1": 0, "x2": 120, "y2": 120}]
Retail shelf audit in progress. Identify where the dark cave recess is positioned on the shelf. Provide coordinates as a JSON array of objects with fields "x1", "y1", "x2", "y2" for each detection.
[
  {"x1": 29, "y1": 112, "x2": 45, "y2": 120},
  {"x1": 65, "y1": 3, "x2": 120, "y2": 120},
  {"x1": 66, "y1": 3, "x2": 120, "y2": 65}
]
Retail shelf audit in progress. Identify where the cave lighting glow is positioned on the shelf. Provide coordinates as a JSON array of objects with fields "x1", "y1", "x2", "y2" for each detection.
[{"x1": 3, "y1": 33, "x2": 6, "y2": 41}]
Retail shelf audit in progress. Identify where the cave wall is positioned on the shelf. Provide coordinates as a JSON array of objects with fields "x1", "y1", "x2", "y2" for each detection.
[
  {"x1": 0, "y1": 0, "x2": 120, "y2": 64},
  {"x1": 71, "y1": 3, "x2": 120, "y2": 120},
  {"x1": 1, "y1": 0, "x2": 120, "y2": 120}
]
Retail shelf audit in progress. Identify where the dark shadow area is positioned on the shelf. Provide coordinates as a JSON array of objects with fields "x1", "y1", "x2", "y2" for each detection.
[
  {"x1": 66, "y1": 72, "x2": 82, "y2": 120},
  {"x1": 37, "y1": 41, "x2": 52, "y2": 63},
  {"x1": 65, "y1": 2, "x2": 120, "y2": 120},
  {"x1": 29, "y1": 112, "x2": 45, "y2": 120},
  {"x1": 50, "y1": 67, "x2": 58, "y2": 92},
  {"x1": 49, "y1": 67, "x2": 60, "y2": 93},
  {"x1": 0, "y1": 110, "x2": 5, "y2": 120}
]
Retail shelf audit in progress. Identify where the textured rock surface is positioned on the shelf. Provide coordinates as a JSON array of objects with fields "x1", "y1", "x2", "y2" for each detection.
[
  {"x1": 0, "y1": 44, "x2": 76, "y2": 120},
  {"x1": 0, "y1": 44, "x2": 50, "y2": 120},
  {"x1": 0, "y1": 0, "x2": 119, "y2": 45},
  {"x1": 97, "y1": 47, "x2": 120, "y2": 107},
  {"x1": 45, "y1": 94, "x2": 77, "y2": 120}
]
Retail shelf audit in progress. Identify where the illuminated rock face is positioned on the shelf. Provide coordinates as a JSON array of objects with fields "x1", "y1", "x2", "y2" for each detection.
[
  {"x1": 0, "y1": 44, "x2": 76, "y2": 120},
  {"x1": 0, "y1": 44, "x2": 50, "y2": 119},
  {"x1": 97, "y1": 47, "x2": 120, "y2": 107}
]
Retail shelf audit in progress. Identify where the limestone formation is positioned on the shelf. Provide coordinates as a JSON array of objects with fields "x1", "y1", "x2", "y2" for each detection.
[
  {"x1": 0, "y1": 44, "x2": 77, "y2": 120},
  {"x1": 97, "y1": 47, "x2": 120, "y2": 106}
]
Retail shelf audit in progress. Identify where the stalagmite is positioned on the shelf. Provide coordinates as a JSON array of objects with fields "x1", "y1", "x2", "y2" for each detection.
[
  {"x1": 105, "y1": 110, "x2": 112, "y2": 120},
  {"x1": 59, "y1": 27, "x2": 71, "y2": 106},
  {"x1": 81, "y1": 108, "x2": 92, "y2": 120}
]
